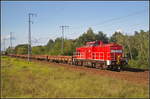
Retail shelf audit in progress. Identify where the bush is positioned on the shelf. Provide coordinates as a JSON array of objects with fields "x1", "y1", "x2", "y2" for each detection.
[{"x1": 128, "y1": 59, "x2": 148, "y2": 69}]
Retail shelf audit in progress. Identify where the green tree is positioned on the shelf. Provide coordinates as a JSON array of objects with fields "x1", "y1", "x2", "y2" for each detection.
[
  {"x1": 95, "y1": 31, "x2": 108, "y2": 43},
  {"x1": 45, "y1": 39, "x2": 54, "y2": 55},
  {"x1": 46, "y1": 39, "x2": 54, "y2": 50},
  {"x1": 32, "y1": 46, "x2": 46, "y2": 55},
  {"x1": 110, "y1": 30, "x2": 149, "y2": 69},
  {"x1": 6, "y1": 47, "x2": 15, "y2": 54},
  {"x1": 63, "y1": 39, "x2": 75, "y2": 55},
  {"x1": 49, "y1": 38, "x2": 62, "y2": 55},
  {"x1": 14, "y1": 44, "x2": 28, "y2": 54},
  {"x1": 75, "y1": 27, "x2": 96, "y2": 47},
  {"x1": 134, "y1": 30, "x2": 149, "y2": 67}
]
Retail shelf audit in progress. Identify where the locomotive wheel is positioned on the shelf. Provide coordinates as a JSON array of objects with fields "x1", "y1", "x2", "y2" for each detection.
[
  {"x1": 76, "y1": 61, "x2": 79, "y2": 66},
  {"x1": 111, "y1": 65, "x2": 121, "y2": 72},
  {"x1": 107, "y1": 65, "x2": 111, "y2": 70},
  {"x1": 91, "y1": 63, "x2": 96, "y2": 68},
  {"x1": 107, "y1": 65, "x2": 114, "y2": 71},
  {"x1": 102, "y1": 64, "x2": 107, "y2": 70},
  {"x1": 75, "y1": 61, "x2": 77, "y2": 65},
  {"x1": 117, "y1": 65, "x2": 121, "y2": 72},
  {"x1": 96, "y1": 63, "x2": 102, "y2": 69},
  {"x1": 99, "y1": 63, "x2": 106, "y2": 70},
  {"x1": 72, "y1": 60, "x2": 75, "y2": 65},
  {"x1": 81, "y1": 61, "x2": 83, "y2": 66},
  {"x1": 95, "y1": 64, "x2": 100, "y2": 69}
]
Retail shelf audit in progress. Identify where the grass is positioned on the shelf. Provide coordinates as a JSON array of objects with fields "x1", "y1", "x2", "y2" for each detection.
[
  {"x1": 128, "y1": 59, "x2": 148, "y2": 69},
  {"x1": 1, "y1": 56, "x2": 149, "y2": 98}
]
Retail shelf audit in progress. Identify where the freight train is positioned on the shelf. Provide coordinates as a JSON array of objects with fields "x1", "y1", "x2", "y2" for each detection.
[{"x1": 7, "y1": 41, "x2": 128, "y2": 71}]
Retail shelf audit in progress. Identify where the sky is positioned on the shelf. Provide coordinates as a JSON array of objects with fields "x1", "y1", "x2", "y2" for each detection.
[{"x1": 1, "y1": 1, "x2": 149, "y2": 51}]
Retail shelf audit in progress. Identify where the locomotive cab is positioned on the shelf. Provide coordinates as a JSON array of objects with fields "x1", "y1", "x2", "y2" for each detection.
[{"x1": 106, "y1": 43, "x2": 128, "y2": 70}]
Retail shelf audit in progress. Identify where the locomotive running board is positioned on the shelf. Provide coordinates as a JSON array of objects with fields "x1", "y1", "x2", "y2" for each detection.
[{"x1": 74, "y1": 59, "x2": 106, "y2": 63}]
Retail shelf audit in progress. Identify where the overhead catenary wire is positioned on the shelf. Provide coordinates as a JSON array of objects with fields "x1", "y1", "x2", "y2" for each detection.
[
  {"x1": 66, "y1": 9, "x2": 148, "y2": 36},
  {"x1": 31, "y1": 33, "x2": 60, "y2": 46},
  {"x1": 90, "y1": 9, "x2": 147, "y2": 27},
  {"x1": 74, "y1": 9, "x2": 147, "y2": 29}
]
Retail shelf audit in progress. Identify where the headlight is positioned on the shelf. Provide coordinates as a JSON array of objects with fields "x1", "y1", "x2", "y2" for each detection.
[{"x1": 111, "y1": 50, "x2": 122, "y2": 53}]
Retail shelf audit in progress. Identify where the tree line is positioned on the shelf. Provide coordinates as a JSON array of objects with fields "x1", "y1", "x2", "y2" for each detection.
[{"x1": 5, "y1": 28, "x2": 149, "y2": 69}]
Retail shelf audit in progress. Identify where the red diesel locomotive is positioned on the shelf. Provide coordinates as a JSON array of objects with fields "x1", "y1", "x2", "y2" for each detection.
[{"x1": 73, "y1": 41, "x2": 127, "y2": 70}]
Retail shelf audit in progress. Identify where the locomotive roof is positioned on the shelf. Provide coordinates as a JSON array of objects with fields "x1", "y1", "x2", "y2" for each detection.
[{"x1": 76, "y1": 41, "x2": 122, "y2": 49}]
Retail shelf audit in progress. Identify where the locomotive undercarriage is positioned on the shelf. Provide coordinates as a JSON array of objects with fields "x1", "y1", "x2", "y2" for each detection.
[{"x1": 73, "y1": 59, "x2": 127, "y2": 71}]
